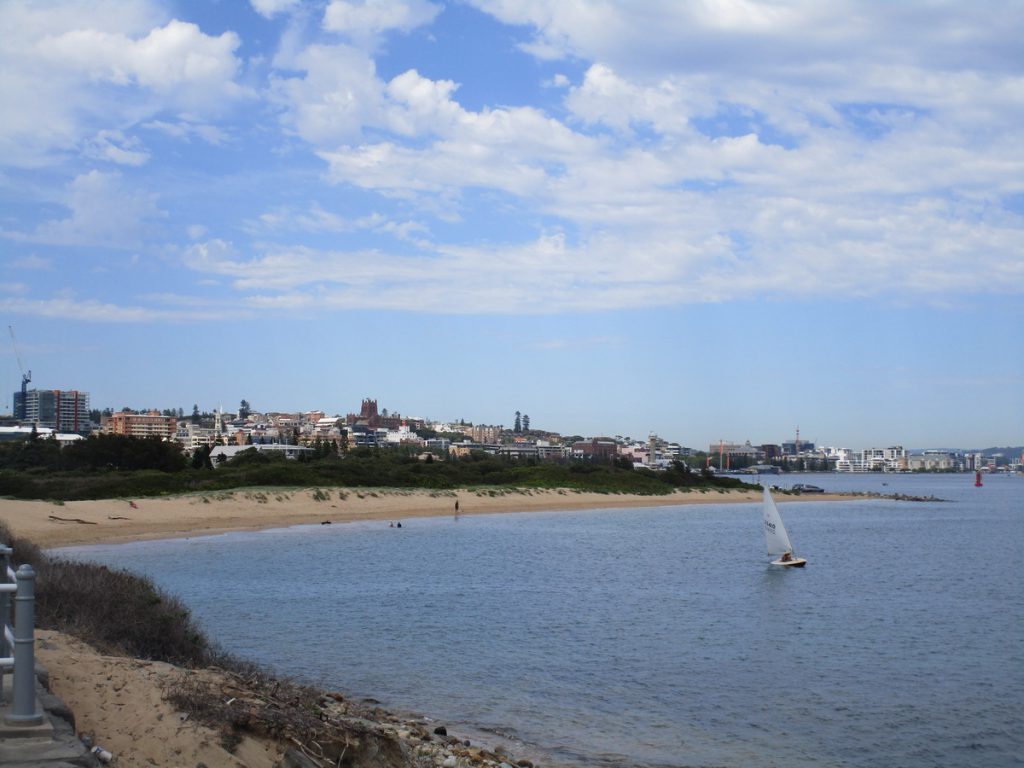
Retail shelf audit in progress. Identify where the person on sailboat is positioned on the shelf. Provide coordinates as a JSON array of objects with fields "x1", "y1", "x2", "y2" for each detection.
[{"x1": 780, "y1": 552, "x2": 793, "y2": 562}]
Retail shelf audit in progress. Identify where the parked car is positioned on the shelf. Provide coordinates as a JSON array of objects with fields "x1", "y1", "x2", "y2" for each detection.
[{"x1": 791, "y1": 483, "x2": 825, "y2": 493}]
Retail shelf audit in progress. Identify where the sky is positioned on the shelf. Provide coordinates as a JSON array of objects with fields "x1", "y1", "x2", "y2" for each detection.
[{"x1": 0, "y1": 0, "x2": 1021, "y2": 450}]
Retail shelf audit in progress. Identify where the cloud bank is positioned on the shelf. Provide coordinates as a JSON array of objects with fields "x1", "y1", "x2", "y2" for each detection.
[{"x1": 0, "y1": 0, "x2": 1021, "y2": 320}]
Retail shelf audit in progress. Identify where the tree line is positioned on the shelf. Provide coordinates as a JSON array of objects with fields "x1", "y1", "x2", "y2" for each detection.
[{"x1": 0, "y1": 433, "x2": 755, "y2": 501}]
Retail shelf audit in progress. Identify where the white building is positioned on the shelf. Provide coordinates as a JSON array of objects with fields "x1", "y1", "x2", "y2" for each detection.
[
  {"x1": 834, "y1": 445, "x2": 907, "y2": 472},
  {"x1": 907, "y1": 452, "x2": 956, "y2": 471},
  {"x1": 0, "y1": 425, "x2": 84, "y2": 447},
  {"x1": 383, "y1": 424, "x2": 424, "y2": 445},
  {"x1": 209, "y1": 443, "x2": 313, "y2": 465}
]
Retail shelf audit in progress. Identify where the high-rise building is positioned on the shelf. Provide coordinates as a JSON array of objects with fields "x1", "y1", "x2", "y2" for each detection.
[{"x1": 13, "y1": 389, "x2": 91, "y2": 434}]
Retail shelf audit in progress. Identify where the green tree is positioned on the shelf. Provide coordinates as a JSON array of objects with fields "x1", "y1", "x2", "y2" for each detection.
[
  {"x1": 514, "y1": 411, "x2": 522, "y2": 433},
  {"x1": 523, "y1": 414, "x2": 530, "y2": 432},
  {"x1": 239, "y1": 399, "x2": 251, "y2": 419},
  {"x1": 191, "y1": 404, "x2": 201, "y2": 424},
  {"x1": 191, "y1": 444, "x2": 213, "y2": 470}
]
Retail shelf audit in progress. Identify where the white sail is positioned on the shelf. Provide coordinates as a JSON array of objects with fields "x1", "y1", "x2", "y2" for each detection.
[{"x1": 763, "y1": 486, "x2": 794, "y2": 556}]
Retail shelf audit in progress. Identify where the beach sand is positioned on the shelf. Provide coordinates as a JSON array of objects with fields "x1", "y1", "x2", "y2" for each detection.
[
  {"x1": 0, "y1": 485, "x2": 847, "y2": 549},
  {"x1": 35, "y1": 629, "x2": 283, "y2": 768},
  {"x1": 2, "y1": 486, "x2": 848, "y2": 767}
]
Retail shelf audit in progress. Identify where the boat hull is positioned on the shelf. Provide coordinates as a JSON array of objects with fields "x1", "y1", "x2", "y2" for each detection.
[{"x1": 771, "y1": 557, "x2": 807, "y2": 568}]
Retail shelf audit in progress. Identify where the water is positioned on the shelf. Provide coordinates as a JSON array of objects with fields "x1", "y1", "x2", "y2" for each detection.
[{"x1": 59, "y1": 474, "x2": 1023, "y2": 767}]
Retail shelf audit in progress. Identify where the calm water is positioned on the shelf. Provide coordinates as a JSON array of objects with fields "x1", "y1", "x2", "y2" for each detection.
[{"x1": 60, "y1": 474, "x2": 1023, "y2": 767}]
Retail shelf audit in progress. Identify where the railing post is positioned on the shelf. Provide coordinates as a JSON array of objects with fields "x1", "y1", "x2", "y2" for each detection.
[
  {"x1": 4, "y1": 564, "x2": 42, "y2": 725},
  {"x1": 0, "y1": 545, "x2": 9, "y2": 706}
]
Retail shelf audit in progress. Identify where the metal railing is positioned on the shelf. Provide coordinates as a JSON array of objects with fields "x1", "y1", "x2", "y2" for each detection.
[{"x1": 0, "y1": 545, "x2": 43, "y2": 725}]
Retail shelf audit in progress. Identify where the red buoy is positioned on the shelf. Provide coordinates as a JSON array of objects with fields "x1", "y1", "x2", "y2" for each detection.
[{"x1": 975, "y1": 471, "x2": 983, "y2": 487}]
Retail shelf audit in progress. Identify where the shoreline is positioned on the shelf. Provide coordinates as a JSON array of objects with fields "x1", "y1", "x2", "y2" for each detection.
[
  {"x1": 0, "y1": 486, "x2": 854, "y2": 549},
  {"x1": 4, "y1": 485, "x2": 854, "y2": 768}
]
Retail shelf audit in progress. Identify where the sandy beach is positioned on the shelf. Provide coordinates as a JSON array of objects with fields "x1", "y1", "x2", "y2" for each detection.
[
  {"x1": 2, "y1": 486, "x2": 849, "y2": 767},
  {"x1": 0, "y1": 485, "x2": 849, "y2": 550}
]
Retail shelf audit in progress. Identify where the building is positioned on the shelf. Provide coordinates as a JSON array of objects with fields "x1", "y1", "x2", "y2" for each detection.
[
  {"x1": 106, "y1": 410, "x2": 177, "y2": 439},
  {"x1": 468, "y1": 424, "x2": 502, "y2": 443},
  {"x1": 346, "y1": 398, "x2": 425, "y2": 432},
  {"x1": 782, "y1": 440, "x2": 816, "y2": 456},
  {"x1": 13, "y1": 388, "x2": 91, "y2": 434},
  {"x1": 383, "y1": 424, "x2": 425, "y2": 446},
  {"x1": 708, "y1": 441, "x2": 765, "y2": 466},
  {"x1": 907, "y1": 452, "x2": 956, "y2": 471},
  {"x1": 0, "y1": 425, "x2": 85, "y2": 446},
  {"x1": 209, "y1": 443, "x2": 313, "y2": 465},
  {"x1": 833, "y1": 445, "x2": 907, "y2": 472},
  {"x1": 174, "y1": 422, "x2": 221, "y2": 451},
  {"x1": 572, "y1": 438, "x2": 619, "y2": 462}
]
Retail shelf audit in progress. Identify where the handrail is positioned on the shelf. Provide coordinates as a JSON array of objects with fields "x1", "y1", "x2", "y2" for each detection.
[{"x1": 0, "y1": 545, "x2": 43, "y2": 725}]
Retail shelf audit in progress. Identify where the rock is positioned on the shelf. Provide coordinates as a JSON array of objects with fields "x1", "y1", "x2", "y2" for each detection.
[
  {"x1": 442, "y1": 757, "x2": 458, "y2": 768},
  {"x1": 517, "y1": 761, "x2": 534, "y2": 768},
  {"x1": 434, "y1": 725, "x2": 448, "y2": 736}
]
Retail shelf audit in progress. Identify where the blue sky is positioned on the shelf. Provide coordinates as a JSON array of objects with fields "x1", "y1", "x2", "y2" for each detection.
[{"x1": 1, "y1": 0, "x2": 1021, "y2": 450}]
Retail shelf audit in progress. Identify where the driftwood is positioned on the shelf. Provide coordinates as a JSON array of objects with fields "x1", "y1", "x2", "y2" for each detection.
[
  {"x1": 162, "y1": 668, "x2": 408, "y2": 768},
  {"x1": 48, "y1": 514, "x2": 98, "y2": 525}
]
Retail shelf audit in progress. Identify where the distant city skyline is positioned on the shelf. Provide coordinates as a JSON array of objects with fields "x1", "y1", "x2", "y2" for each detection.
[{"x1": 1, "y1": 2, "x2": 1021, "y2": 450}]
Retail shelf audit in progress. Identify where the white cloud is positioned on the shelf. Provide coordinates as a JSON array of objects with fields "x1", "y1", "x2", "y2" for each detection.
[
  {"x1": 83, "y1": 130, "x2": 150, "y2": 166},
  {"x1": 270, "y1": 43, "x2": 385, "y2": 145},
  {"x1": 250, "y1": 0, "x2": 301, "y2": 19},
  {"x1": 36, "y1": 19, "x2": 240, "y2": 97},
  {"x1": 322, "y1": 0, "x2": 441, "y2": 42},
  {"x1": 0, "y1": 295, "x2": 235, "y2": 323},
  {"x1": 4, "y1": 0, "x2": 1020, "y2": 322},
  {"x1": 0, "y1": 2, "x2": 243, "y2": 166},
  {"x1": 470, "y1": 1, "x2": 1023, "y2": 82},
  {"x1": 6, "y1": 171, "x2": 165, "y2": 248},
  {"x1": 249, "y1": 204, "x2": 387, "y2": 234},
  {"x1": 142, "y1": 118, "x2": 228, "y2": 145},
  {"x1": 9, "y1": 255, "x2": 53, "y2": 271}
]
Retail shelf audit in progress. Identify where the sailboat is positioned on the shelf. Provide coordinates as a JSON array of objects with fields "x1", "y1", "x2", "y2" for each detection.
[{"x1": 763, "y1": 486, "x2": 806, "y2": 567}]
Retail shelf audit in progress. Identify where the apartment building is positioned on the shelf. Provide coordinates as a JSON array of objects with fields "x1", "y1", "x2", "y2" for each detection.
[
  {"x1": 468, "y1": 424, "x2": 503, "y2": 443},
  {"x1": 14, "y1": 388, "x2": 91, "y2": 434},
  {"x1": 106, "y1": 410, "x2": 177, "y2": 439},
  {"x1": 833, "y1": 445, "x2": 907, "y2": 471}
]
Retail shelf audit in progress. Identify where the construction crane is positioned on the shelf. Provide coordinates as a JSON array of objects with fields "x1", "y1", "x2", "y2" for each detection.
[{"x1": 8, "y1": 326, "x2": 31, "y2": 421}]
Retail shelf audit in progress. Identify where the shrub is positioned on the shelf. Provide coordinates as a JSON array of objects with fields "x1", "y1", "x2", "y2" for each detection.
[{"x1": 0, "y1": 520, "x2": 227, "y2": 667}]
